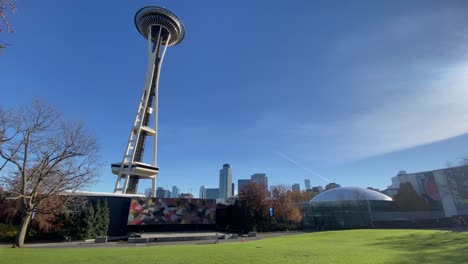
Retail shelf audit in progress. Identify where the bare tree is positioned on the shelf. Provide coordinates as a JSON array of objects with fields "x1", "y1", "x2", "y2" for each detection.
[
  {"x1": 0, "y1": 101, "x2": 101, "y2": 247},
  {"x1": 0, "y1": 0, "x2": 16, "y2": 49}
]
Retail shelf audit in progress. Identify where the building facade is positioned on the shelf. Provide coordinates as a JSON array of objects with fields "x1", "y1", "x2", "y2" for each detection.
[
  {"x1": 199, "y1": 185, "x2": 207, "y2": 199},
  {"x1": 389, "y1": 165, "x2": 468, "y2": 216},
  {"x1": 172, "y1": 186, "x2": 180, "y2": 198},
  {"x1": 156, "y1": 187, "x2": 165, "y2": 198},
  {"x1": 292, "y1": 183, "x2": 300, "y2": 192},
  {"x1": 304, "y1": 179, "x2": 311, "y2": 190},
  {"x1": 144, "y1": 188, "x2": 152, "y2": 197},
  {"x1": 238, "y1": 179, "x2": 250, "y2": 194},
  {"x1": 206, "y1": 188, "x2": 219, "y2": 200},
  {"x1": 251, "y1": 173, "x2": 268, "y2": 188},
  {"x1": 219, "y1": 164, "x2": 232, "y2": 200}
]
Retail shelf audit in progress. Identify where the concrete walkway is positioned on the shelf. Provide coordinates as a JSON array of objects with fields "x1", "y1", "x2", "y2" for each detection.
[{"x1": 0, "y1": 231, "x2": 305, "y2": 249}]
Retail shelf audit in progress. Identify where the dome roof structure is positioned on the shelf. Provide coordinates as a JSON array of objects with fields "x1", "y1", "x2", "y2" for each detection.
[{"x1": 310, "y1": 187, "x2": 392, "y2": 203}]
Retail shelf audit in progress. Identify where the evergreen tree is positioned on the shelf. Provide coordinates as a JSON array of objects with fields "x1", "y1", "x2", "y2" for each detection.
[
  {"x1": 100, "y1": 200, "x2": 110, "y2": 236},
  {"x1": 82, "y1": 204, "x2": 95, "y2": 239},
  {"x1": 94, "y1": 202, "x2": 103, "y2": 236}
]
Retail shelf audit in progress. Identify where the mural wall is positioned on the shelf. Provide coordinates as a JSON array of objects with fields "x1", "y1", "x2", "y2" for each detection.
[
  {"x1": 446, "y1": 167, "x2": 468, "y2": 213},
  {"x1": 127, "y1": 198, "x2": 217, "y2": 225},
  {"x1": 416, "y1": 172, "x2": 443, "y2": 210}
]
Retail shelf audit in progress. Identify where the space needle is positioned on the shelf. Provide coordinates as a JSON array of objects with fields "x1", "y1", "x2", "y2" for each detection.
[{"x1": 111, "y1": 6, "x2": 185, "y2": 196}]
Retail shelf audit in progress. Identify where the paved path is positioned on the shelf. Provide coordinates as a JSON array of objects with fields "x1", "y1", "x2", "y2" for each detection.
[{"x1": 0, "y1": 231, "x2": 306, "y2": 249}]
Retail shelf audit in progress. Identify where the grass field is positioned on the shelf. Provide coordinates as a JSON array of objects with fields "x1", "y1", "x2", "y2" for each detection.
[{"x1": 1, "y1": 229, "x2": 467, "y2": 264}]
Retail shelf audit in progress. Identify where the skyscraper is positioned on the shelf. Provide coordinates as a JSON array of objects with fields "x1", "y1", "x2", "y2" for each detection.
[
  {"x1": 156, "y1": 187, "x2": 166, "y2": 198},
  {"x1": 219, "y1": 164, "x2": 232, "y2": 200},
  {"x1": 144, "y1": 188, "x2": 152, "y2": 197},
  {"x1": 206, "y1": 188, "x2": 219, "y2": 200},
  {"x1": 304, "y1": 179, "x2": 311, "y2": 190},
  {"x1": 238, "y1": 179, "x2": 250, "y2": 194},
  {"x1": 199, "y1": 185, "x2": 207, "y2": 199},
  {"x1": 251, "y1": 173, "x2": 268, "y2": 188},
  {"x1": 292, "y1": 183, "x2": 300, "y2": 192},
  {"x1": 232, "y1": 183, "x2": 235, "y2": 196},
  {"x1": 172, "y1": 186, "x2": 180, "y2": 198}
]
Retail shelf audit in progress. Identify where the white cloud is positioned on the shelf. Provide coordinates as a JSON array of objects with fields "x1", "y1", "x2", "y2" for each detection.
[{"x1": 279, "y1": 10, "x2": 468, "y2": 163}]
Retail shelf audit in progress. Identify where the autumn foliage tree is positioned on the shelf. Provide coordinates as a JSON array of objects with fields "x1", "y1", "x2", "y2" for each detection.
[
  {"x1": 393, "y1": 182, "x2": 429, "y2": 212},
  {"x1": 0, "y1": 101, "x2": 101, "y2": 247},
  {"x1": 238, "y1": 182, "x2": 269, "y2": 231},
  {"x1": 271, "y1": 185, "x2": 303, "y2": 226}
]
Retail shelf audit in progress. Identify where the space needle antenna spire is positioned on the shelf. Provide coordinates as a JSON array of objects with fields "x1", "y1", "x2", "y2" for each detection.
[{"x1": 111, "y1": 6, "x2": 185, "y2": 196}]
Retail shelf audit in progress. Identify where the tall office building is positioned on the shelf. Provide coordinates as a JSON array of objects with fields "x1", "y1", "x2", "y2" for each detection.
[
  {"x1": 251, "y1": 173, "x2": 268, "y2": 188},
  {"x1": 144, "y1": 188, "x2": 152, "y2": 197},
  {"x1": 232, "y1": 183, "x2": 235, "y2": 196},
  {"x1": 156, "y1": 187, "x2": 166, "y2": 198},
  {"x1": 292, "y1": 183, "x2": 300, "y2": 192},
  {"x1": 206, "y1": 188, "x2": 219, "y2": 200},
  {"x1": 304, "y1": 179, "x2": 311, "y2": 190},
  {"x1": 199, "y1": 185, "x2": 207, "y2": 199},
  {"x1": 172, "y1": 186, "x2": 180, "y2": 198},
  {"x1": 219, "y1": 164, "x2": 232, "y2": 200},
  {"x1": 238, "y1": 179, "x2": 250, "y2": 193}
]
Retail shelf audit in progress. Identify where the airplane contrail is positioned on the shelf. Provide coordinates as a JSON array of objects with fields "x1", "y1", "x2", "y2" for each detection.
[{"x1": 275, "y1": 151, "x2": 333, "y2": 183}]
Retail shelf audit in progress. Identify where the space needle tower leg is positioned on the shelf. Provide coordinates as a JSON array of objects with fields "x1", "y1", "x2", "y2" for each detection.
[{"x1": 111, "y1": 6, "x2": 185, "y2": 195}]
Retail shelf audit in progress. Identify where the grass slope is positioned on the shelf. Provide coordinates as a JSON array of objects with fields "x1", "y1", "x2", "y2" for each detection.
[{"x1": 1, "y1": 229, "x2": 468, "y2": 264}]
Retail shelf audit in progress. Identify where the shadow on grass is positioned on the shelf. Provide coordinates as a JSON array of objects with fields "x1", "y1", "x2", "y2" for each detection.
[{"x1": 371, "y1": 231, "x2": 468, "y2": 264}]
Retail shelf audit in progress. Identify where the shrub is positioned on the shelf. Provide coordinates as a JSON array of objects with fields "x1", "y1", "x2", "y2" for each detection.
[{"x1": 0, "y1": 224, "x2": 17, "y2": 241}]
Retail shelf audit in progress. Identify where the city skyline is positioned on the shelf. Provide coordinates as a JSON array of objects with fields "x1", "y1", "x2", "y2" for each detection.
[{"x1": 2, "y1": 1, "x2": 468, "y2": 193}]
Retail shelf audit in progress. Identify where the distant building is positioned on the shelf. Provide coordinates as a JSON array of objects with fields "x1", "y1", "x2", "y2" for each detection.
[
  {"x1": 232, "y1": 183, "x2": 235, "y2": 196},
  {"x1": 251, "y1": 173, "x2": 268, "y2": 188},
  {"x1": 389, "y1": 165, "x2": 468, "y2": 216},
  {"x1": 172, "y1": 186, "x2": 180, "y2": 198},
  {"x1": 199, "y1": 185, "x2": 207, "y2": 199},
  {"x1": 238, "y1": 179, "x2": 250, "y2": 193},
  {"x1": 382, "y1": 188, "x2": 399, "y2": 198},
  {"x1": 156, "y1": 187, "x2": 165, "y2": 198},
  {"x1": 311, "y1": 186, "x2": 323, "y2": 192},
  {"x1": 164, "y1": 190, "x2": 171, "y2": 198},
  {"x1": 304, "y1": 179, "x2": 311, "y2": 190},
  {"x1": 206, "y1": 188, "x2": 219, "y2": 200},
  {"x1": 292, "y1": 183, "x2": 300, "y2": 192},
  {"x1": 179, "y1": 193, "x2": 193, "y2": 199},
  {"x1": 219, "y1": 164, "x2": 233, "y2": 200},
  {"x1": 325, "y1": 183, "x2": 341, "y2": 190},
  {"x1": 144, "y1": 188, "x2": 152, "y2": 197},
  {"x1": 269, "y1": 185, "x2": 276, "y2": 197}
]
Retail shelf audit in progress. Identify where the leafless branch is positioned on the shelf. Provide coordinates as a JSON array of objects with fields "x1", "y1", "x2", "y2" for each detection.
[
  {"x1": 0, "y1": 0, "x2": 16, "y2": 49},
  {"x1": 0, "y1": 101, "x2": 101, "y2": 246}
]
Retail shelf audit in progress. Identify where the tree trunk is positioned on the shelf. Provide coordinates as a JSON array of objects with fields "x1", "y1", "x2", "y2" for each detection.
[{"x1": 13, "y1": 211, "x2": 33, "y2": 248}]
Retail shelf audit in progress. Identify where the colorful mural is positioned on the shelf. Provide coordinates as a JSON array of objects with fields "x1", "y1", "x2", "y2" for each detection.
[
  {"x1": 446, "y1": 167, "x2": 468, "y2": 212},
  {"x1": 127, "y1": 198, "x2": 217, "y2": 225},
  {"x1": 416, "y1": 173, "x2": 442, "y2": 210}
]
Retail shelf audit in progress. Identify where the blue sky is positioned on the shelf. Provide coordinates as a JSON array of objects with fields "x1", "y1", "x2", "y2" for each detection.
[{"x1": 2, "y1": 0, "x2": 468, "y2": 196}]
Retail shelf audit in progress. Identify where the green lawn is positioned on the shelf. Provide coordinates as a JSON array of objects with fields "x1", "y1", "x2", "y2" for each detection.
[{"x1": 1, "y1": 229, "x2": 468, "y2": 264}]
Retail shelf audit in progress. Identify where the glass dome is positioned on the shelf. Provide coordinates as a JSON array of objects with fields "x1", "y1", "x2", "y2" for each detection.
[{"x1": 310, "y1": 187, "x2": 392, "y2": 203}]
